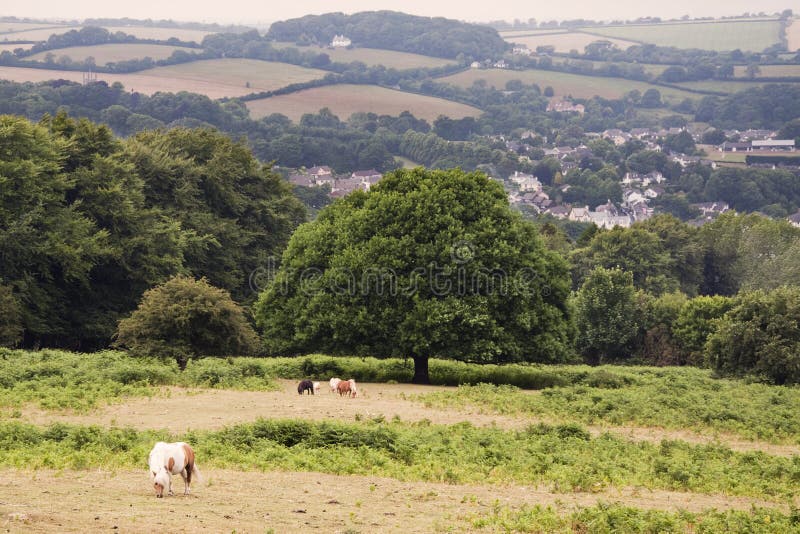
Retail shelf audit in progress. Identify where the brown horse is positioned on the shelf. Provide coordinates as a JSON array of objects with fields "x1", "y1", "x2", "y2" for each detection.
[{"x1": 336, "y1": 380, "x2": 353, "y2": 397}]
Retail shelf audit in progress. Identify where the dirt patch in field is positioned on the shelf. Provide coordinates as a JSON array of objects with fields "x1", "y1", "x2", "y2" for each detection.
[
  {"x1": 0, "y1": 469, "x2": 789, "y2": 533},
  {"x1": 12, "y1": 381, "x2": 799, "y2": 457}
]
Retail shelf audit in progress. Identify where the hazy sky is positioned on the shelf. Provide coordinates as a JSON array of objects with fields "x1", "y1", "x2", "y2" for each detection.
[{"x1": 5, "y1": 0, "x2": 794, "y2": 26}]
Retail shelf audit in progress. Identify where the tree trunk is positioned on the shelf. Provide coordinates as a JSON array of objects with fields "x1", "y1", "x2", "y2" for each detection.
[{"x1": 411, "y1": 355, "x2": 430, "y2": 384}]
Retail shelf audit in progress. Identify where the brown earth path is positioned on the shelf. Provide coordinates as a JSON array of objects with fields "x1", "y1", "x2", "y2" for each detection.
[
  {"x1": 0, "y1": 469, "x2": 790, "y2": 533},
  {"x1": 9, "y1": 380, "x2": 798, "y2": 458}
]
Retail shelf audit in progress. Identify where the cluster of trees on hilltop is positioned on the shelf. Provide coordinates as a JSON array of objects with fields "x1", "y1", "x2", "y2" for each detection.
[
  {"x1": 694, "y1": 84, "x2": 800, "y2": 129},
  {"x1": 266, "y1": 11, "x2": 509, "y2": 60},
  {"x1": 0, "y1": 113, "x2": 304, "y2": 349}
]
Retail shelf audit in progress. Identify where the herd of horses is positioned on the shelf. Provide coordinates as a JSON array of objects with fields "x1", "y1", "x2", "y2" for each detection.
[{"x1": 147, "y1": 377, "x2": 358, "y2": 497}]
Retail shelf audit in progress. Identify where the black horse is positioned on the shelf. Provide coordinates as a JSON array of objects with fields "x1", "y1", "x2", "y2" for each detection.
[{"x1": 297, "y1": 379, "x2": 315, "y2": 395}]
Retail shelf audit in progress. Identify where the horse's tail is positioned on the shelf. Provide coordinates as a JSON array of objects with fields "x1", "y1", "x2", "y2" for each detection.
[
  {"x1": 191, "y1": 462, "x2": 202, "y2": 484},
  {"x1": 192, "y1": 463, "x2": 203, "y2": 482}
]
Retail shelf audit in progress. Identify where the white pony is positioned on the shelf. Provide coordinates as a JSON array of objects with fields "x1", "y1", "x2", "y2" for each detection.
[
  {"x1": 329, "y1": 377, "x2": 342, "y2": 393},
  {"x1": 347, "y1": 378, "x2": 358, "y2": 397},
  {"x1": 148, "y1": 441, "x2": 201, "y2": 498}
]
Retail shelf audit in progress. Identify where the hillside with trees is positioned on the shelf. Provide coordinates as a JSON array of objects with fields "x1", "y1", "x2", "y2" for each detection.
[{"x1": 266, "y1": 11, "x2": 509, "y2": 59}]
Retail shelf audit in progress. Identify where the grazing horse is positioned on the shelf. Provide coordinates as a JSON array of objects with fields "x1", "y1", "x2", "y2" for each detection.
[
  {"x1": 148, "y1": 441, "x2": 200, "y2": 498},
  {"x1": 347, "y1": 378, "x2": 358, "y2": 397},
  {"x1": 329, "y1": 377, "x2": 342, "y2": 393},
  {"x1": 297, "y1": 379, "x2": 315, "y2": 395},
  {"x1": 313, "y1": 381, "x2": 321, "y2": 394},
  {"x1": 337, "y1": 380, "x2": 353, "y2": 397}
]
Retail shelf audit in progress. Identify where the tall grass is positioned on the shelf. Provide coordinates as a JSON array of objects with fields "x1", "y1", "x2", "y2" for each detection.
[
  {"x1": 416, "y1": 372, "x2": 800, "y2": 444},
  {"x1": 1, "y1": 419, "x2": 798, "y2": 500},
  {"x1": 0, "y1": 349, "x2": 277, "y2": 411},
  {"x1": 465, "y1": 502, "x2": 800, "y2": 533}
]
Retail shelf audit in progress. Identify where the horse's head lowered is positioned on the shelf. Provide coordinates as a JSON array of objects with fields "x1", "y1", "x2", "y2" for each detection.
[{"x1": 152, "y1": 468, "x2": 170, "y2": 498}]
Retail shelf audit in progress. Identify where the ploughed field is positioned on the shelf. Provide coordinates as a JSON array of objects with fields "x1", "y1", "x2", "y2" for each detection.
[{"x1": 1, "y1": 350, "x2": 798, "y2": 532}]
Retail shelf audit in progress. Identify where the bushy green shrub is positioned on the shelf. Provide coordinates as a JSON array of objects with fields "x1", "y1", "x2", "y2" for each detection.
[
  {"x1": 706, "y1": 287, "x2": 800, "y2": 384},
  {"x1": 115, "y1": 276, "x2": 259, "y2": 369},
  {"x1": 468, "y1": 502, "x2": 798, "y2": 533}
]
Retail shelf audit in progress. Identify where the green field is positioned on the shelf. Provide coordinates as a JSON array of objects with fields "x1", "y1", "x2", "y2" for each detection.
[
  {"x1": 550, "y1": 56, "x2": 669, "y2": 76},
  {"x1": 272, "y1": 42, "x2": 456, "y2": 69},
  {"x1": 505, "y1": 32, "x2": 637, "y2": 53},
  {"x1": 28, "y1": 43, "x2": 199, "y2": 65},
  {"x1": 246, "y1": 84, "x2": 483, "y2": 122},
  {"x1": 733, "y1": 64, "x2": 800, "y2": 78},
  {"x1": 440, "y1": 68, "x2": 700, "y2": 103},
  {"x1": 0, "y1": 350, "x2": 796, "y2": 531},
  {"x1": 585, "y1": 20, "x2": 782, "y2": 51},
  {"x1": 675, "y1": 79, "x2": 800, "y2": 94}
]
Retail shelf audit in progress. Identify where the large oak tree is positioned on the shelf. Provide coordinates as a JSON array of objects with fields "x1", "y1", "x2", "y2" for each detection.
[{"x1": 255, "y1": 167, "x2": 573, "y2": 383}]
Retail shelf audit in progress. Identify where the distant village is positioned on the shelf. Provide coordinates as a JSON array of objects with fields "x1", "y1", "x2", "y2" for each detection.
[{"x1": 284, "y1": 112, "x2": 798, "y2": 228}]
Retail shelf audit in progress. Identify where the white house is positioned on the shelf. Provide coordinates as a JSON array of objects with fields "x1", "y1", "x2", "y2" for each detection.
[{"x1": 331, "y1": 35, "x2": 352, "y2": 47}]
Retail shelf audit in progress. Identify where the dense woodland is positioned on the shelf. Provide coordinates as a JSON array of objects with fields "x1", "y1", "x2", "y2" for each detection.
[{"x1": 265, "y1": 11, "x2": 509, "y2": 59}]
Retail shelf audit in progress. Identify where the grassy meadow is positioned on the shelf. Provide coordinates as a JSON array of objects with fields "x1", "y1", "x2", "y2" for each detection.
[
  {"x1": 1, "y1": 349, "x2": 799, "y2": 531},
  {"x1": 0, "y1": 26, "x2": 82, "y2": 42},
  {"x1": 675, "y1": 79, "x2": 800, "y2": 94},
  {"x1": 788, "y1": 18, "x2": 800, "y2": 53},
  {"x1": 0, "y1": 59, "x2": 328, "y2": 98},
  {"x1": 245, "y1": 84, "x2": 484, "y2": 122},
  {"x1": 0, "y1": 22, "x2": 70, "y2": 34},
  {"x1": 99, "y1": 26, "x2": 213, "y2": 43},
  {"x1": 27, "y1": 43, "x2": 199, "y2": 64},
  {"x1": 586, "y1": 20, "x2": 782, "y2": 51},
  {"x1": 272, "y1": 42, "x2": 456, "y2": 69},
  {"x1": 440, "y1": 68, "x2": 700, "y2": 103},
  {"x1": 504, "y1": 32, "x2": 637, "y2": 54},
  {"x1": 733, "y1": 64, "x2": 800, "y2": 78}
]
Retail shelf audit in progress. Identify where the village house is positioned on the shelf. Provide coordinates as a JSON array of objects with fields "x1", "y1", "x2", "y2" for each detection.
[
  {"x1": 568, "y1": 206, "x2": 591, "y2": 223},
  {"x1": 545, "y1": 205, "x2": 570, "y2": 219},
  {"x1": 546, "y1": 100, "x2": 585, "y2": 114},
  {"x1": 351, "y1": 169, "x2": 383, "y2": 189},
  {"x1": 788, "y1": 211, "x2": 800, "y2": 228},
  {"x1": 720, "y1": 141, "x2": 752, "y2": 152},
  {"x1": 602, "y1": 129, "x2": 631, "y2": 146},
  {"x1": 691, "y1": 201, "x2": 730, "y2": 219},
  {"x1": 331, "y1": 35, "x2": 352, "y2": 47},
  {"x1": 751, "y1": 139, "x2": 796, "y2": 151}
]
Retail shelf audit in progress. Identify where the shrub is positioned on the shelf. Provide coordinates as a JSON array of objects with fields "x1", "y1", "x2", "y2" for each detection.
[
  {"x1": 706, "y1": 287, "x2": 800, "y2": 384},
  {"x1": 115, "y1": 276, "x2": 259, "y2": 369}
]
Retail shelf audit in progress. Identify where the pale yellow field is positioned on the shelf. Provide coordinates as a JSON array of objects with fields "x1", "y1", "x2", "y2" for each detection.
[
  {"x1": 500, "y1": 29, "x2": 571, "y2": 37},
  {"x1": 101, "y1": 26, "x2": 213, "y2": 43},
  {"x1": 787, "y1": 18, "x2": 800, "y2": 52},
  {"x1": 441, "y1": 68, "x2": 699, "y2": 103},
  {"x1": 28, "y1": 43, "x2": 198, "y2": 65},
  {"x1": 0, "y1": 59, "x2": 327, "y2": 99},
  {"x1": 0, "y1": 22, "x2": 68, "y2": 34},
  {"x1": 272, "y1": 42, "x2": 455, "y2": 69},
  {"x1": 733, "y1": 64, "x2": 800, "y2": 78},
  {"x1": 505, "y1": 32, "x2": 637, "y2": 53},
  {"x1": 246, "y1": 84, "x2": 483, "y2": 122},
  {"x1": 0, "y1": 43, "x2": 34, "y2": 53},
  {"x1": 0, "y1": 26, "x2": 81, "y2": 42}
]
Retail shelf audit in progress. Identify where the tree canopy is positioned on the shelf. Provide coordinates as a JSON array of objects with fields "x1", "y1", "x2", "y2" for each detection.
[{"x1": 254, "y1": 167, "x2": 573, "y2": 383}]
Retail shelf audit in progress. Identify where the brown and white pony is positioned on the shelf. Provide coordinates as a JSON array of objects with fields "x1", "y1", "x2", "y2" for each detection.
[{"x1": 148, "y1": 441, "x2": 200, "y2": 498}]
